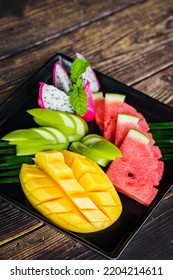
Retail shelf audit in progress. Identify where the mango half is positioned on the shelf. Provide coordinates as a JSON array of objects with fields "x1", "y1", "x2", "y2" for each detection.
[{"x1": 20, "y1": 150, "x2": 122, "y2": 233}]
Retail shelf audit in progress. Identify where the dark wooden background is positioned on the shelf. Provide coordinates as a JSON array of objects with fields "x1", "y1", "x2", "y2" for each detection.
[{"x1": 0, "y1": 0, "x2": 173, "y2": 259}]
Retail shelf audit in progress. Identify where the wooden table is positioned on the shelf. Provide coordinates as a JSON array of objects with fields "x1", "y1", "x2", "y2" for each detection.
[{"x1": 0, "y1": 0, "x2": 173, "y2": 260}]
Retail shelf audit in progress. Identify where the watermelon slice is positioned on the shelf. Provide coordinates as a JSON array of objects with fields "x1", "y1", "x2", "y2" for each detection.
[
  {"x1": 121, "y1": 102, "x2": 150, "y2": 132},
  {"x1": 93, "y1": 92, "x2": 104, "y2": 132},
  {"x1": 115, "y1": 113, "x2": 161, "y2": 160},
  {"x1": 106, "y1": 129, "x2": 164, "y2": 206},
  {"x1": 103, "y1": 93, "x2": 125, "y2": 142},
  {"x1": 102, "y1": 93, "x2": 150, "y2": 143},
  {"x1": 115, "y1": 114, "x2": 140, "y2": 147}
]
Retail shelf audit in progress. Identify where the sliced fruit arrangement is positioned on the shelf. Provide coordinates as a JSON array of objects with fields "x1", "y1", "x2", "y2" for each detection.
[
  {"x1": 38, "y1": 82, "x2": 74, "y2": 113},
  {"x1": 20, "y1": 150, "x2": 122, "y2": 233},
  {"x1": 39, "y1": 53, "x2": 101, "y2": 122},
  {"x1": 1, "y1": 52, "x2": 172, "y2": 210},
  {"x1": 28, "y1": 108, "x2": 89, "y2": 137},
  {"x1": 52, "y1": 61, "x2": 72, "y2": 93},
  {"x1": 92, "y1": 92, "x2": 166, "y2": 205},
  {"x1": 1, "y1": 109, "x2": 89, "y2": 155},
  {"x1": 106, "y1": 129, "x2": 164, "y2": 206},
  {"x1": 69, "y1": 133, "x2": 122, "y2": 167}
]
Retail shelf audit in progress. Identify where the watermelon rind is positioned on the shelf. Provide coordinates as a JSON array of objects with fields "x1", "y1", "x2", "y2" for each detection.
[
  {"x1": 127, "y1": 129, "x2": 150, "y2": 144},
  {"x1": 105, "y1": 93, "x2": 126, "y2": 102},
  {"x1": 117, "y1": 114, "x2": 139, "y2": 124}
]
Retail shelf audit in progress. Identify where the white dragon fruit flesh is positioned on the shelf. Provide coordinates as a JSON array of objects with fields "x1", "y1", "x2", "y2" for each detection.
[
  {"x1": 76, "y1": 52, "x2": 101, "y2": 93},
  {"x1": 52, "y1": 61, "x2": 72, "y2": 94},
  {"x1": 82, "y1": 80, "x2": 95, "y2": 122},
  {"x1": 38, "y1": 82, "x2": 74, "y2": 113}
]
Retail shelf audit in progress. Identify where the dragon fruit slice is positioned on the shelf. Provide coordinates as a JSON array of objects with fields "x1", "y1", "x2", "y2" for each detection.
[
  {"x1": 53, "y1": 61, "x2": 72, "y2": 94},
  {"x1": 81, "y1": 80, "x2": 95, "y2": 122},
  {"x1": 76, "y1": 52, "x2": 101, "y2": 92},
  {"x1": 38, "y1": 82, "x2": 74, "y2": 113}
]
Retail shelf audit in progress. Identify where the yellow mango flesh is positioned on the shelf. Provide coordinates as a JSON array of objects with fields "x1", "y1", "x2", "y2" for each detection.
[{"x1": 20, "y1": 150, "x2": 122, "y2": 233}]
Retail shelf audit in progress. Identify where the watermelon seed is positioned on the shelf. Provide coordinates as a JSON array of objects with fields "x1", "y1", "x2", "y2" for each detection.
[{"x1": 128, "y1": 172, "x2": 134, "y2": 178}]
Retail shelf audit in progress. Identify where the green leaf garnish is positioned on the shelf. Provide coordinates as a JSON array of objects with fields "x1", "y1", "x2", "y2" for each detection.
[
  {"x1": 70, "y1": 58, "x2": 89, "y2": 83},
  {"x1": 70, "y1": 83, "x2": 88, "y2": 116}
]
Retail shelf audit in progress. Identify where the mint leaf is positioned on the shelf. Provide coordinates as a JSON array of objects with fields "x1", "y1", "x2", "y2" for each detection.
[
  {"x1": 70, "y1": 84, "x2": 88, "y2": 116},
  {"x1": 70, "y1": 58, "x2": 89, "y2": 83}
]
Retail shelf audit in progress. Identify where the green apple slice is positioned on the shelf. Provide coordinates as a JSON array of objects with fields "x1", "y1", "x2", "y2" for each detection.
[
  {"x1": 69, "y1": 141, "x2": 110, "y2": 167},
  {"x1": 31, "y1": 127, "x2": 57, "y2": 141},
  {"x1": 42, "y1": 127, "x2": 69, "y2": 144},
  {"x1": 2, "y1": 128, "x2": 46, "y2": 141},
  {"x1": 16, "y1": 143, "x2": 69, "y2": 156},
  {"x1": 81, "y1": 134, "x2": 103, "y2": 146},
  {"x1": 69, "y1": 114, "x2": 89, "y2": 136},
  {"x1": 9, "y1": 139, "x2": 57, "y2": 145},
  {"x1": 67, "y1": 134, "x2": 83, "y2": 142},
  {"x1": 81, "y1": 134, "x2": 122, "y2": 159},
  {"x1": 28, "y1": 109, "x2": 76, "y2": 134},
  {"x1": 88, "y1": 140, "x2": 122, "y2": 159}
]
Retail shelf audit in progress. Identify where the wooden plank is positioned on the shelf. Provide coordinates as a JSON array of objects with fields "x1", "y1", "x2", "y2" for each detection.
[
  {"x1": 0, "y1": 0, "x2": 173, "y2": 104},
  {"x1": 133, "y1": 65, "x2": 173, "y2": 106},
  {"x1": 0, "y1": 0, "x2": 143, "y2": 59},
  {"x1": 0, "y1": 197, "x2": 43, "y2": 246},
  {"x1": 0, "y1": 224, "x2": 106, "y2": 260}
]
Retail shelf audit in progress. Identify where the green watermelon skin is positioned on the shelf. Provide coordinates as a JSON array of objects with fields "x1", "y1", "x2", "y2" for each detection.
[{"x1": 106, "y1": 129, "x2": 164, "y2": 206}]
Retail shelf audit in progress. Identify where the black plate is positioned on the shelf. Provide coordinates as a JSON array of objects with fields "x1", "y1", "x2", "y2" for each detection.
[{"x1": 0, "y1": 53, "x2": 173, "y2": 259}]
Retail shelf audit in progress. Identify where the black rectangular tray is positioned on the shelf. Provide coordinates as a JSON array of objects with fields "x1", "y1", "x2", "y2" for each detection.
[{"x1": 0, "y1": 53, "x2": 173, "y2": 259}]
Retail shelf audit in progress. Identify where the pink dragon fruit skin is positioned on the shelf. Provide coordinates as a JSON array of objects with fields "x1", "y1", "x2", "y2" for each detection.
[
  {"x1": 38, "y1": 82, "x2": 45, "y2": 108},
  {"x1": 38, "y1": 82, "x2": 74, "y2": 113},
  {"x1": 52, "y1": 61, "x2": 72, "y2": 94},
  {"x1": 76, "y1": 52, "x2": 101, "y2": 93},
  {"x1": 81, "y1": 80, "x2": 95, "y2": 122}
]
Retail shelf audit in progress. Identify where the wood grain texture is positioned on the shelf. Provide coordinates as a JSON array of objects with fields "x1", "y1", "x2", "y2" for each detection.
[
  {"x1": 0, "y1": 0, "x2": 173, "y2": 104},
  {"x1": 0, "y1": 0, "x2": 144, "y2": 59},
  {"x1": 0, "y1": 224, "x2": 106, "y2": 260},
  {"x1": 133, "y1": 65, "x2": 173, "y2": 106},
  {"x1": 0, "y1": 197, "x2": 43, "y2": 246}
]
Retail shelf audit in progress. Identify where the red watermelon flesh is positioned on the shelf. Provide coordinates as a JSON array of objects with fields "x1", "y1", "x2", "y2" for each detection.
[
  {"x1": 121, "y1": 102, "x2": 150, "y2": 132},
  {"x1": 103, "y1": 94, "x2": 126, "y2": 142},
  {"x1": 103, "y1": 94, "x2": 149, "y2": 143},
  {"x1": 115, "y1": 112, "x2": 162, "y2": 160},
  {"x1": 115, "y1": 114, "x2": 140, "y2": 147},
  {"x1": 93, "y1": 92, "x2": 105, "y2": 133},
  {"x1": 106, "y1": 129, "x2": 164, "y2": 206}
]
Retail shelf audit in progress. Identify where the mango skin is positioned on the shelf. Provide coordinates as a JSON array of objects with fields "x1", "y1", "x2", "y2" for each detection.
[{"x1": 20, "y1": 150, "x2": 122, "y2": 233}]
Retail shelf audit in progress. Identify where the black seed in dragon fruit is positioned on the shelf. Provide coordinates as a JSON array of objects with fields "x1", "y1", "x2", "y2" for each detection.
[
  {"x1": 38, "y1": 82, "x2": 74, "y2": 113},
  {"x1": 53, "y1": 61, "x2": 72, "y2": 94},
  {"x1": 76, "y1": 52, "x2": 101, "y2": 93}
]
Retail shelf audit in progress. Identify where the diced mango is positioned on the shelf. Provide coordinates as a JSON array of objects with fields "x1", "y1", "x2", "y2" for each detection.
[
  {"x1": 45, "y1": 161, "x2": 74, "y2": 180},
  {"x1": 29, "y1": 187, "x2": 65, "y2": 205},
  {"x1": 78, "y1": 173, "x2": 108, "y2": 191},
  {"x1": 71, "y1": 156, "x2": 97, "y2": 180},
  {"x1": 70, "y1": 195, "x2": 98, "y2": 209},
  {"x1": 42, "y1": 197, "x2": 75, "y2": 213},
  {"x1": 23, "y1": 177, "x2": 58, "y2": 192},
  {"x1": 20, "y1": 164, "x2": 47, "y2": 183},
  {"x1": 20, "y1": 150, "x2": 122, "y2": 233},
  {"x1": 89, "y1": 192, "x2": 117, "y2": 206},
  {"x1": 62, "y1": 150, "x2": 84, "y2": 167},
  {"x1": 57, "y1": 178, "x2": 85, "y2": 195}
]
